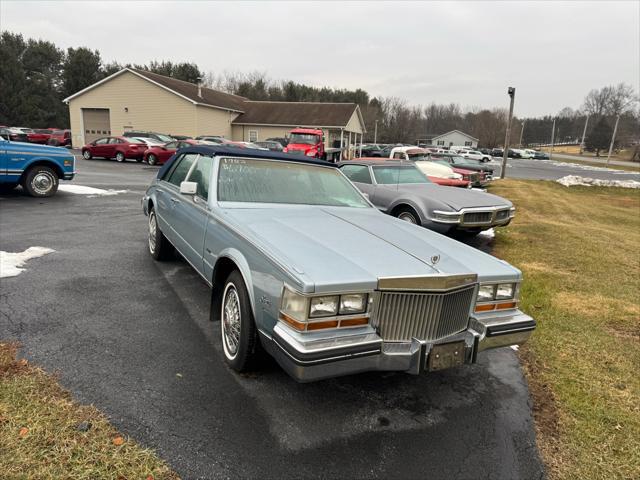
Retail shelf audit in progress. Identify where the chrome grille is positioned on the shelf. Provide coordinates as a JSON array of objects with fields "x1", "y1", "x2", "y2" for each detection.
[
  {"x1": 463, "y1": 211, "x2": 492, "y2": 224},
  {"x1": 373, "y1": 285, "x2": 476, "y2": 342}
]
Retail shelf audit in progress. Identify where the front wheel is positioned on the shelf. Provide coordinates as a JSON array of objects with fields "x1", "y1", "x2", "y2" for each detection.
[
  {"x1": 395, "y1": 206, "x2": 421, "y2": 225},
  {"x1": 220, "y1": 271, "x2": 260, "y2": 372},
  {"x1": 82, "y1": 150, "x2": 92, "y2": 160},
  {"x1": 147, "y1": 154, "x2": 158, "y2": 166},
  {"x1": 22, "y1": 166, "x2": 59, "y2": 197},
  {"x1": 115, "y1": 152, "x2": 125, "y2": 162}
]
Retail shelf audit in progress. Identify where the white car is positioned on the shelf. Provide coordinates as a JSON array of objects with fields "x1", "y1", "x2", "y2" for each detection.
[
  {"x1": 459, "y1": 150, "x2": 492, "y2": 162},
  {"x1": 389, "y1": 146, "x2": 463, "y2": 180},
  {"x1": 523, "y1": 149, "x2": 536, "y2": 159}
]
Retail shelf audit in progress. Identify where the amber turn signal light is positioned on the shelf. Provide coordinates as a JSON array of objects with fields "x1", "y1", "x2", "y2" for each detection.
[
  {"x1": 307, "y1": 320, "x2": 339, "y2": 331},
  {"x1": 495, "y1": 301, "x2": 517, "y2": 310},
  {"x1": 339, "y1": 317, "x2": 369, "y2": 327},
  {"x1": 279, "y1": 313, "x2": 306, "y2": 331},
  {"x1": 475, "y1": 303, "x2": 495, "y2": 312}
]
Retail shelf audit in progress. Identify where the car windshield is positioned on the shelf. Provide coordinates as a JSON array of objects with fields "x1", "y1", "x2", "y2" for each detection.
[
  {"x1": 372, "y1": 166, "x2": 431, "y2": 184},
  {"x1": 289, "y1": 133, "x2": 319, "y2": 145},
  {"x1": 407, "y1": 153, "x2": 430, "y2": 161},
  {"x1": 218, "y1": 158, "x2": 369, "y2": 208},
  {"x1": 156, "y1": 133, "x2": 173, "y2": 142}
]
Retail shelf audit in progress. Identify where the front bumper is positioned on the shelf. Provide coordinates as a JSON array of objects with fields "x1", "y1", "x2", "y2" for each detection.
[{"x1": 260, "y1": 310, "x2": 535, "y2": 382}]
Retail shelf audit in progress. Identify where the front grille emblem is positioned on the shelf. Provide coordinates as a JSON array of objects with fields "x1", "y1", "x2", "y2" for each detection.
[{"x1": 430, "y1": 255, "x2": 440, "y2": 265}]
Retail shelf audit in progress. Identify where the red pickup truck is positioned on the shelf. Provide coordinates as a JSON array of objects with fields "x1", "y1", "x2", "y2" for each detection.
[
  {"x1": 27, "y1": 129, "x2": 55, "y2": 144},
  {"x1": 47, "y1": 129, "x2": 71, "y2": 147}
]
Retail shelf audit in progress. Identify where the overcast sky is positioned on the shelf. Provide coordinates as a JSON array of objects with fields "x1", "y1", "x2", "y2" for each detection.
[{"x1": 1, "y1": 1, "x2": 638, "y2": 117}]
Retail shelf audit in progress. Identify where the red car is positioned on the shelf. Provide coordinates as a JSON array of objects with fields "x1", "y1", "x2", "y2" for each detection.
[
  {"x1": 27, "y1": 129, "x2": 55, "y2": 144},
  {"x1": 47, "y1": 129, "x2": 71, "y2": 147},
  {"x1": 82, "y1": 136, "x2": 147, "y2": 162},
  {"x1": 143, "y1": 139, "x2": 200, "y2": 166}
]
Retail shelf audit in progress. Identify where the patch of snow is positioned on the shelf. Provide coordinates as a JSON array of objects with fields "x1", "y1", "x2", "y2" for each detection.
[
  {"x1": 58, "y1": 185, "x2": 127, "y2": 196},
  {"x1": 477, "y1": 228, "x2": 495, "y2": 239},
  {"x1": 538, "y1": 159, "x2": 637, "y2": 175},
  {"x1": 556, "y1": 175, "x2": 640, "y2": 189},
  {"x1": 510, "y1": 345, "x2": 519, "y2": 351},
  {"x1": 0, "y1": 247, "x2": 55, "y2": 278}
]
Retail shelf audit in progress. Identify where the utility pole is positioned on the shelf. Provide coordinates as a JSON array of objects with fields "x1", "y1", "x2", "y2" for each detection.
[
  {"x1": 519, "y1": 119, "x2": 526, "y2": 147},
  {"x1": 549, "y1": 118, "x2": 556, "y2": 160},
  {"x1": 580, "y1": 115, "x2": 589, "y2": 154},
  {"x1": 500, "y1": 87, "x2": 516, "y2": 179},
  {"x1": 374, "y1": 120, "x2": 378, "y2": 145},
  {"x1": 607, "y1": 114, "x2": 621, "y2": 164}
]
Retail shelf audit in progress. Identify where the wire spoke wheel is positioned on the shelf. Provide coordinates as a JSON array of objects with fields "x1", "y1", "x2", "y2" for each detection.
[{"x1": 222, "y1": 284, "x2": 241, "y2": 359}]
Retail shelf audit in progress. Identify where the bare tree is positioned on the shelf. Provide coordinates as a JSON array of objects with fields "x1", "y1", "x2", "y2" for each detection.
[
  {"x1": 605, "y1": 83, "x2": 638, "y2": 116},
  {"x1": 582, "y1": 86, "x2": 613, "y2": 117}
]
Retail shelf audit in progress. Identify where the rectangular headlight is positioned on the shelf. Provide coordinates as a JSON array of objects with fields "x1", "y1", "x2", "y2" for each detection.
[
  {"x1": 339, "y1": 293, "x2": 368, "y2": 314},
  {"x1": 309, "y1": 295, "x2": 339, "y2": 318},
  {"x1": 477, "y1": 284, "x2": 496, "y2": 302},
  {"x1": 496, "y1": 283, "x2": 515, "y2": 300}
]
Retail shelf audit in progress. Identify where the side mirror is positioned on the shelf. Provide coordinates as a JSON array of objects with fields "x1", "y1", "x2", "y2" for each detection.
[{"x1": 179, "y1": 181, "x2": 197, "y2": 195}]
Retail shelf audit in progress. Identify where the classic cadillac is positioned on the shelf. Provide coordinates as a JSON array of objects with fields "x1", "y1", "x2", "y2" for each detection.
[{"x1": 142, "y1": 145, "x2": 535, "y2": 382}]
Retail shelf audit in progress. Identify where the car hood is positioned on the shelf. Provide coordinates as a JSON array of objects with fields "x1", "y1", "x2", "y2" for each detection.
[
  {"x1": 391, "y1": 184, "x2": 511, "y2": 210},
  {"x1": 5, "y1": 140, "x2": 70, "y2": 155},
  {"x1": 220, "y1": 205, "x2": 519, "y2": 292}
]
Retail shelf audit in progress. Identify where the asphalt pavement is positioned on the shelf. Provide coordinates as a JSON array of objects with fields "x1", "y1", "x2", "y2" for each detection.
[{"x1": 0, "y1": 157, "x2": 545, "y2": 480}]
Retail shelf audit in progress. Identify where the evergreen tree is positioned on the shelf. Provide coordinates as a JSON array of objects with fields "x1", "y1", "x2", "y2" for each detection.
[
  {"x1": 62, "y1": 47, "x2": 103, "y2": 99},
  {"x1": 585, "y1": 117, "x2": 613, "y2": 156}
]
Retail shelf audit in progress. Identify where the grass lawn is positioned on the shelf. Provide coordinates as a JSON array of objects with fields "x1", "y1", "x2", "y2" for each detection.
[
  {"x1": 489, "y1": 180, "x2": 640, "y2": 480},
  {"x1": 0, "y1": 342, "x2": 179, "y2": 480}
]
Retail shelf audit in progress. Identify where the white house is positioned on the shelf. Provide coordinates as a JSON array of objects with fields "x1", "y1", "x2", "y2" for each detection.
[{"x1": 429, "y1": 130, "x2": 478, "y2": 149}]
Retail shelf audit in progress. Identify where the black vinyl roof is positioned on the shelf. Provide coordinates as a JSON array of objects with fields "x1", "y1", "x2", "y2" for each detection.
[{"x1": 157, "y1": 145, "x2": 335, "y2": 178}]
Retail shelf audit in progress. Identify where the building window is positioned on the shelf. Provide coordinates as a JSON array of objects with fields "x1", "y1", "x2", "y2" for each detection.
[
  {"x1": 249, "y1": 130, "x2": 258, "y2": 142},
  {"x1": 465, "y1": 141, "x2": 472, "y2": 146},
  {"x1": 437, "y1": 140, "x2": 444, "y2": 146}
]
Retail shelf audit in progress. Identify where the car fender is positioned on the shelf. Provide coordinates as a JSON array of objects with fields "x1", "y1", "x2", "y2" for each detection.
[
  {"x1": 16, "y1": 157, "x2": 65, "y2": 178},
  {"x1": 215, "y1": 248, "x2": 256, "y2": 318},
  {"x1": 388, "y1": 197, "x2": 428, "y2": 222}
]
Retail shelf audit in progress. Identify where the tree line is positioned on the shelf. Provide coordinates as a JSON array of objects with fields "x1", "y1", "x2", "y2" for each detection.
[{"x1": 1, "y1": 31, "x2": 637, "y2": 150}]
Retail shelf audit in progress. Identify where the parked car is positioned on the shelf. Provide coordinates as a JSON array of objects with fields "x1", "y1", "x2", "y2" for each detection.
[
  {"x1": 142, "y1": 145, "x2": 534, "y2": 382},
  {"x1": 359, "y1": 144, "x2": 385, "y2": 157},
  {"x1": 169, "y1": 134, "x2": 192, "y2": 141},
  {"x1": 429, "y1": 153, "x2": 495, "y2": 181},
  {"x1": 195, "y1": 135, "x2": 226, "y2": 143},
  {"x1": 0, "y1": 137, "x2": 75, "y2": 197},
  {"x1": 131, "y1": 137, "x2": 165, "y2": 147},
  {"x1": 81, "y1": 136, "x2": 147, "y2": 162},
  {"x1": 254, "y1": 141, "x2": 284, "y2": 152},
  {"x1": 533, "y1": 151, "x2": 550, "y2": 160},
  {"x1": 339, "y1": 160, "x2": 515, "y2": 234},
  {"x1": 459, "y1": 149, "x2": 492, "y2": 162},
  {"x1": 359, "y1": 156, "x2": 469, "y2": 188},
  {"x1": 507, "y1": 149, "x2": 521, "y2": 158},
  {"x1": 27, "y1": 129, "x2": 55, "y2": 144},
  {"x1": 144, "y1": 139, "x2": 201, "y2": 166},
  {"x1": 123, "y1": 131, "x2": 174, "y2": 143},
  {"x1": 2, "y1": 127, "x2": 30, "y2": 142},
  {"x1": 389, "y1": 147, "x2": 470, "y2": 187},
  {"x1": 47, "y1": 129, "x2": 72, "y2": 147},
  {"x1": 235, "y1": 141, "x2": 269, "y2": 150},
  {"x1": 266, "y1": 137, "x2": 289, "y2": 147}
]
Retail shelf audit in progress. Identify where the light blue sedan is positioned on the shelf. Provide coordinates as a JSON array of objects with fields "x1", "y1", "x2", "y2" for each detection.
[{"x1": 142, "y1": 145, "x2": 535, "y2": 382}]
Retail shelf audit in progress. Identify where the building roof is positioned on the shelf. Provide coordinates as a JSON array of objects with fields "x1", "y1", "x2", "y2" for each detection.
[
  {"x1": 431, "y1": 130, "x2": 479, "y2": 141},
  {"x1": 63, "y1": 68, "x2": 247, "y2": 112},
  {"x1": 233, "y1": 101, "x2": 362, "y2": 129}
]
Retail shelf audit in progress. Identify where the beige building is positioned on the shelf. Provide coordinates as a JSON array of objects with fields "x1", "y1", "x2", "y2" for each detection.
[{"x1": 64, "y1": 68, "x2": 366, "y2": 153}]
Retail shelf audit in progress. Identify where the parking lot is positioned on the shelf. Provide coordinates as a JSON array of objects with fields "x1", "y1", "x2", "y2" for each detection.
[{"x1": 0, "y1": 156, "x2": 547, "y2": 479}]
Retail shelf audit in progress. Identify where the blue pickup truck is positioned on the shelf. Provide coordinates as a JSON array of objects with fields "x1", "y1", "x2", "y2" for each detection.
[{"x1": 0, "y1": 137, "x2": 75, "y2": 197}]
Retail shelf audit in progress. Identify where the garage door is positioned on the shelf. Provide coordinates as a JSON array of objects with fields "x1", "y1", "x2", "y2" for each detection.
[{"x1": 82, "y1": 108, "x2": 111, "y2": 144}]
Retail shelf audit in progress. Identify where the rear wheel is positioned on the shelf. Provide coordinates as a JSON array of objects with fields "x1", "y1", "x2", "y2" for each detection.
[
  {"x1": 148, "y1": 208, "x2": 174, "y2": 260},
  {"x1": 82, "y1": 150, "x2": 92, "y2": 160},
  {"x1": 395, "y1": 206, "x2": 420, "y2": 225},
  {"x1": 147, "y1": 154, "x2": 158, "y2": 166},
  {"x1": 22, "y1": 166, "x2": 59, "y2": 197},
  {"x1": 220, "y1": 270, "x2": 260, "y2": 372},
  {"x1": 115, "y1": 151, "x2": 125, "y2": 162}
]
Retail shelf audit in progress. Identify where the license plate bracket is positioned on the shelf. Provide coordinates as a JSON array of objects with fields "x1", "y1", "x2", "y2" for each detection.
[{"x1": 427, "y1": 341, "x2": 465, "y2": 372}]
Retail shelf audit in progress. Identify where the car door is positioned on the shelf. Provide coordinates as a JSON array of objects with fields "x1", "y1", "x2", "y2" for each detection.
[
  {"x1": 106, "y1": 138, "x2": 121, "y2": 158},
  {"x1": 92, "y1": 137, "x2": 109, "y2": 157},
  {"x1": 169, "y1": 154, "x2": 213, "y2": 275}
]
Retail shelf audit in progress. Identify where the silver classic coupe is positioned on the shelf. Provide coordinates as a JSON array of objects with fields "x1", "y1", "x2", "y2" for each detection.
[{"x1": 143, "y1": 145, "x2": 535, "y2": 382}]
